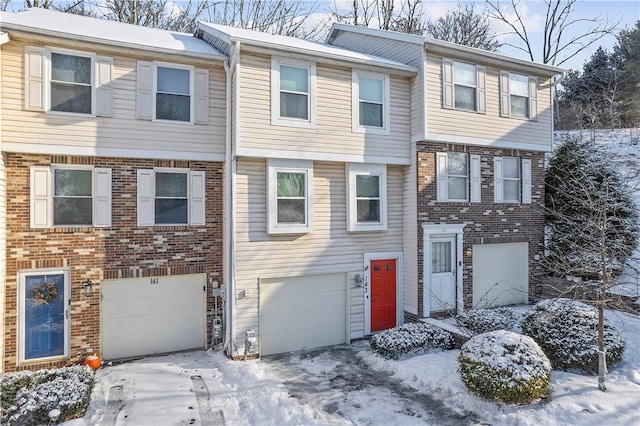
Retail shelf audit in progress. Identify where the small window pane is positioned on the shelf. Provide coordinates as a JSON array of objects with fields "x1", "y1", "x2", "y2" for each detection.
[
  {"x1": 280, "y1": 92, "x2": 308, "y2": 119},
  {"x1": 280, "y1": 65, "x2": 308, "y2": 93},
  {"x1": 53, "y1": 198, "x2": 92, "y2": 225},
  {"x1": 51, "y1": 83, "x2": 91, "y2": 114},
  {"x1": 432, "y1": 241, "x2": 452, "y2": 273},
  {"x1": 156, "y1": 172, "x2": 187, "y2": 197},
  {"x1": 455, "y1": 86, "x2": 476, "y2": 110},
  {"x1": 277, "y1": 172, "x2": 305, "y2": 197},
  {"x1": 356, "y1": 175, "x2": 379, "y2": 197},
  {"x1": 357, "y1": 199, "x2": 380, "y2": 222},
  {"x1": 447, "y1": 153, "x2": 467, "y2": 176},
  {"x1": 155, "y1": 199, "x2": 188, "y2": 224},
  {"x1": 360, "y1": 102, "x2": 383, "y2": 127},
  {"x1": 157, "y1": 67, "x2": 190, "y2": 94},
  {"x1": 156, "y1": 93, "x2": 190, "y2": 122},
  {"x1": 504, "y1": 180, "x2": 520, "y2": 202},
  {"x1": 510, "y1": 73, "x2": 529, "y2": 96},
  {"x1": 454, "y1": 62, "x2": 476, "y2": 86},
  {"x1": 24, "y1": 274, "x2": 65, "y2": 360},
  {"x1": 51, "y1": 53, "x2": 90, "y2": 84},
  {"x1": 277, "y1": 199, "x2": 305, "y2": 223},
  {"x1": 511, "y1": 95, "x2": 529, "y2": 118},
  {"x1": 54, "y1": 169, "x2": 91, "y2": 196},
  {"x1": 503, "y1": 157, "x2": 520, "y2": 179},
  {"x1": 448, "y1": 176, "x2": 467, "y2": 200},
  {"x1": 359, "y1": 77, "x2": 383, "y2": 103}
]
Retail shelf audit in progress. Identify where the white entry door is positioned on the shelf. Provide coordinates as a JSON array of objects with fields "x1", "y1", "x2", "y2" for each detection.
[{"x1": 430, "y1": 237, "x2": 456, "y2": 312}]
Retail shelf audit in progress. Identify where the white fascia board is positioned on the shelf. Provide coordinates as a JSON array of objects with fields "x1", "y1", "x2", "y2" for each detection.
[
  {"x1": 424, "y1": 132, "x2": 552, "y2": 153},
  {"x1": 327, "y1": 23, "x2": 424, "y2": 45}
]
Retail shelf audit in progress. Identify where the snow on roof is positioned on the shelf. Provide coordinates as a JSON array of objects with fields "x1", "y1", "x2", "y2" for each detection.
[
  {"x1": 0, "y1": 8, "x2": 225, "y2": 60},
  {"x1": 197, "y1": 22, "x2": 417, "y2": 74}
]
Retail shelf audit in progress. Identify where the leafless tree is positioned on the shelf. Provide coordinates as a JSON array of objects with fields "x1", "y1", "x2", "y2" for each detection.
[
  {"x1": 98, "y1": 0, "x2": 209, "y2": 33},
  {"x1": 332, "y1": 0, "x2": 426, "y2": 35},
  {"x1": 426, "y1": 2, "x2": 500, "y2": 51},
  {"x1": 486, "y1": 0, "x2": 619, "y2": 66}
]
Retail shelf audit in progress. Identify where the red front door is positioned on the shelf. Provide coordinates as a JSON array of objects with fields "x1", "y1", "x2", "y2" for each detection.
[{"x1": 370, "y1": 259, "x2": 396, "y2": 332}]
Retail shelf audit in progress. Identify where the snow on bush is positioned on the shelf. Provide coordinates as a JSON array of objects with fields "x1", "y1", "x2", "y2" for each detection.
[
  {"x1": 459, "y1": 330, "x2": 551, "y2": 404},
  {"x1": 370, "y1": 322, "x2": 455, "y2": 359},
  {"x1": 1, "y1": 365, "x2": 94, "y2": 425},
  {"x1": 521, "y1": 298, "x2": 626, "y2": 374},
  {"x1": 456, "y1": 307, "x2": 520, "y2": 334}
]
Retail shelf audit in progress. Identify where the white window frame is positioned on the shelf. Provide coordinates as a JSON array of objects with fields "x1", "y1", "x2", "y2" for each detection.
[
  {"x1": 442, "y1": 59, "x2": 486, "y2": 113},
  {"x1": 271, "y1": 57, "x2": 316, "y2": 129},
  {"x1": 500, "y1": 71, "x2": 539, "y2": 120},
  {"x1": 137, "y1": 168, "x2": 206, "y2": 226},
  {"x1": 46, "y1": 47, "x2": 96, "y2": 116},
  {"x1": 352, "y1": 70, "x2": 390, "y2": 135},
  {"x1": 153, "y1": 61, "x2": 195, "y2": 124},
  {"x1": 436, "y1": 152, "x2": 481, "y2": 203},
  {"x1": 30, "y1": 165, "x2": 112, "y2": 228},
  {"x1": 346, "y1": 163, "x2": 387, "y2": 232},
  {"x1": 267, "y1": 159, "x2": 314, "y2": 234},
  {"x1": 494, "y1": 157, "x2": 532, "y2": 204},
  {"x1": 18, "y1": 268, "x2": 71, "y2": 364}
]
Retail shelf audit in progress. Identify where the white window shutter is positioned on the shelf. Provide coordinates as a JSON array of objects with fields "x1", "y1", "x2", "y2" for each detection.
[
  {"x1": 522, "y1": 159, "x2": 532, "y2": 204},
  {"x1": 194, "y1": 69, "x2": 209, "y2": 124},
  {"x1": 529, "y1": 77, "x2": 538, "y2": 121},
  {"x1": 137, "y1": 169, "x2": 154, "y2": 226},
  {"x1": 494, "y1": 157, "x2": 504, "y2": 203},
  {"x1": 189, "y1": 170, "x2": 206, "y2": 225},
  {"x1": 436, "y1": 152, "x2": 448, "y2": 202},
  {"x1": 136, "y1": 61, "x2": 153, "y2": 120},
  {"x1": 500, "y1": 71, "x2": 510, "y2": 117},
  {"x1": 95, "y1": 56, "x2": 113, "y2": 117},
  {"x1": 25, "y1": 46, "x2": 46, "y2": 111},
  {"x1": 30, "y1": 166, "x2": 51, "y2": 228},
  {"x1": 470, "y1": 154, "x2": 481, "y2": 203},
  {"x1": 93, "y1": 168, "x2": 112, "y2": 227},
  {"x1": 476, "y1": 66, "x2": 486, "y2": 113},
  {"x1": 442, "y1": 59, "x2": 454, "y2": 109}
]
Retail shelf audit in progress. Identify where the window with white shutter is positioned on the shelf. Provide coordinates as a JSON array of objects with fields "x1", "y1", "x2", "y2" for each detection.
[
  {"x1": 493, "y1": 157, "x2": 532, "y2": 204},
  {"x1": 442, "y1": 59, "x2": 486, "y2": 113},
  {"x1": 436, "y1": 152, "x2": 481, "y2": 203},
  {"x1": 500, "y1": 71, "x2": 539, "y2": 120}
]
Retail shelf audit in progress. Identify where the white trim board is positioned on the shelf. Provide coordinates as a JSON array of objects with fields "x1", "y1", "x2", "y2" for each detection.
[
  {"x1": 425, "y1": 132, "x2": 552, "y2": 153},
  {"x1": 236, "y1": 147, "x2": 410, "y2": 165}
]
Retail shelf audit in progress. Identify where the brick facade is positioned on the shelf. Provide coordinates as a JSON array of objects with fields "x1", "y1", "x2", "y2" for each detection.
[
  {"x1": 416, "y1": 143, "x2": 545, "y2": 318},
  {"x1": 3, "y1": 153, "x2": 223, "y2": 372}
]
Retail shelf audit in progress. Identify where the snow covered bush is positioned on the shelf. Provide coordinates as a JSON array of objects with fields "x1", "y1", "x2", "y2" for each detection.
[
  {"x1": 370, "y1": 323, "x2": 455, "y2": 359},
  {"x1": 521, "y1": 298, "x2": 625, "y2": 373},
  {"x1": 459, "y1": 330, "x2": 551, "y2": 404},
  {"x1": 456, "y1": 308, "x2": 520, "y2": 334},
  {"x1": 1, "y1": 365, "x2": 94, "y2": 425}
]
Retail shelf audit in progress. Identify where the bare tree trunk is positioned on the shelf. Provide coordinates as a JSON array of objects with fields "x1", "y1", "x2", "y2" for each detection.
[{"x1": 598, "y1": 293, "x2": 607, "y2": 391}]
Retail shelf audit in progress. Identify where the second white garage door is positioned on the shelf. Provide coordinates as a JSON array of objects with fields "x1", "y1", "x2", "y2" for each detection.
[
  {"x1": 260, "y1": 273, "x2": 347, "y2": 356},
  {"x1": 101, "y1": 274, "x2": 206, "y2": 360},
  {"x1": 472, "y1": 243, "x2": 529, "y2": 308}
]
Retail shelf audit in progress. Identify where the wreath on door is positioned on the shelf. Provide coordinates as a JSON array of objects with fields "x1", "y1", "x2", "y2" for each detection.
[{"x1": 32, "y1": 280, "x2": 58, "y2": 304}]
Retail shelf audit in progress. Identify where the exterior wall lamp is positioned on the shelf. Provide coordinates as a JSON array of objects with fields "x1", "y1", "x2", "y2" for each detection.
[
  {"x1": 464, "y1": 246, "x2": 473, "y2": 257},
  {"x1": 82, "y1": 279, "x2": 93, "y2": 296}
]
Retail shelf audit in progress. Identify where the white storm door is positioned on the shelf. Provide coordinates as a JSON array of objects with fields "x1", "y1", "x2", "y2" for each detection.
[{"x1": 430, "y1": 237, "x2": 456, "y2": 312}]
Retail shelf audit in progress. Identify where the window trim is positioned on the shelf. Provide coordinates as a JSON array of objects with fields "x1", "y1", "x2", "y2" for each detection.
[
  {"x1": 452, "y1": 60, "x2": 477, "y2": 111},
  {"x1": 494, "y1": 156, "x2": 532, "y2": 204},
  {"x1": 271, "y1": 57, "x2": 316, "y2": 129},
  {"x1": 51, "y1": 164, "x2": 94, "y2": 227},
  {"x1": 45, "y1": 47, "x2": 96, "y2": 116},
  {"x1": 153, "y1": 167, "x2": 190, "y2": 226},
  {"x1": 352, "y1": 70, "x2": 391, "y2": 135},
  {"x1": 442, "y1": 58, "x2": 486, "y2": 113},
  {"x1": 500, "y1": 71, "x2": 538, "y2": 121},
  {"x1": 346, "y1": 163, "x2": 387, "y2": 232},
  {"x1": 502, "y1": 156, "x2": 521, "y2": 203},
  {"x1": 436, "y1": 152, "x2": 481, "y2": 203},
  {"x1": 152, "y1": 61, "x2": 195, "y2": 124},
  {"x1": 267, "y1": 159, "x2": 314, "y2": 234}
]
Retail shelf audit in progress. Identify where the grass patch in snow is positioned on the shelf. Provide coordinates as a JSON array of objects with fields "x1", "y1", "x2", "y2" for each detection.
[
  {"x1": 1, "y1": 365, "x2": 94, "y2": 425},
  {"x1": 370, "y1": 322, "x2": 455, "y2": 359}
]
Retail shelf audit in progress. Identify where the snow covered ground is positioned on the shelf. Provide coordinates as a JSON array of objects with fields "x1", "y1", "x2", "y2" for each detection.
[{"x1": 64, "y1": 307, "x2": 640, "y2": 426}]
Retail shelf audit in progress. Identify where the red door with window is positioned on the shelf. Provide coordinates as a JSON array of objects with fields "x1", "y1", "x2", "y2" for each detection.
[{"x1": 370, "y1": 259, "x2": 396, "y2": 332}]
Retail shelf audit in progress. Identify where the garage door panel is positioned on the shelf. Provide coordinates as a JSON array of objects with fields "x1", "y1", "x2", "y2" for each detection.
[{"x1": 473, "y1": 243, "x2": 528, "y2": 309}]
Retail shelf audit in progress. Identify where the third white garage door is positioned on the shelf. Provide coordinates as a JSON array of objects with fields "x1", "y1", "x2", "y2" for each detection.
[
  {"x1": 259, "y1": 273, "x2": 348, "y2": 356},
  {"x1": 101, "y1": 274, "x2": 206, "y2": 360},
  {"x1": 472, "y1": 243, "x2": 529, "y2": 308}
]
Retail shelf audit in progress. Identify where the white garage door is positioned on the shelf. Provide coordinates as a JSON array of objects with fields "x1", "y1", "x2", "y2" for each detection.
[
  {"x1": 472, "y1": 243, "x2": 529, "y2": 308},
  {"x1": 101, "y1": 274, "x2": 206, "y2": 360},
  {"x1": 260, "y1": 273, "x2": 347, "y2": 356}
]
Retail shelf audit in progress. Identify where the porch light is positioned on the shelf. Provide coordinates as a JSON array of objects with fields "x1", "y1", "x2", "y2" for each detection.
[
  {"x1": 82, "y1": 279, "x2": 93, "y2": 296},
  {"x1": 465, "y1": 246, "x2": 473, "y2": 257}
]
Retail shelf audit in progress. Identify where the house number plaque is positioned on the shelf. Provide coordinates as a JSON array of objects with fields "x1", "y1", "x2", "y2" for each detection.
[{"x1": 150, "y1": 278, "x2": 159, "y2": 285}]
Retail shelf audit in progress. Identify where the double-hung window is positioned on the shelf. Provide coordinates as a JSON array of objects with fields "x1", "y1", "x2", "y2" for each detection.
[
  {"x1": 500, "y1": 71, "x2": 538, "y2": 120},
  {"x1": 352, "y1": 70, "x2": 390, "y2": 134},
  {"x1": 30, "y1": 165, "x2": 112, "y2": 228},
  {"x1": 137, "y1": 168, "x2": 206, "y2": 226},
  {"x1": 25, "y1": 46, "x2": 113, "y2": 116},
  {"x1": 494, "y1": 156, "x2": 532, "y2": 203},
  {"x1": 442, "y1": 59, "x2": 486, "y2": 113},
  {"x1": 347, "y1": 163, "x2": 387, "y2": 232},
  {"x1": 267, "y1": 159, "x2": 313, "y2": 234},
  {"x1": 156, "y1": 66, "x2": 191, "y2": 122},
  {"x1": 436, "y1": 152, "x2": 481, "y2": 202},
  {"x1": 271, "y1": 58, "x2": 316, "y2": 128}
]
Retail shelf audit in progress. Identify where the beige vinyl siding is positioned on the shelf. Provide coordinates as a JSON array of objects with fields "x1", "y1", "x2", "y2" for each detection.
[
  {"x1": 411, "y1": 64, "x2": 425, "y2": 141},
  {"x1": 425, "y1": 53, "x2": 553, "y2": 150},
  {"x1": 0, "y1": 44, "x2": 5, "y2": 370},
  {"x1": 402, "y1": 141, "x2": 418, "y2": 315},
  {"x1": 1, "y1": 39, "x2": 226, "y2": 159},
  {"x1": 233, "y1": 158, "x2": 405, "y2": 344},
  {"x1": 238, "y1": 53, "x2": 411, "y2": 164}
]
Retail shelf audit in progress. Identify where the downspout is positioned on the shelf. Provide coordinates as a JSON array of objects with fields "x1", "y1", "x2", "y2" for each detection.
[{"x1": 0, "y1": 34, "x2": 8, "y2": 373}]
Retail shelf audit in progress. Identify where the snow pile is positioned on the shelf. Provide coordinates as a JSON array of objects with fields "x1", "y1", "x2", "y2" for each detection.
[
  {"x1": 521, "y1": 299, "x2": 625, "y2": 373},
  {"x1": 456, "y1": 307, "x2": 521, "y2": 334},
  {"x1": 1, "y1": 365, "x2": 94, "y2": 425},
  {"x1": 459, "y1": 330, "x2": 551, "y2": 404},
  {"x1": 369, "y1": 322, "x2": 455, "y2": 359}
]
